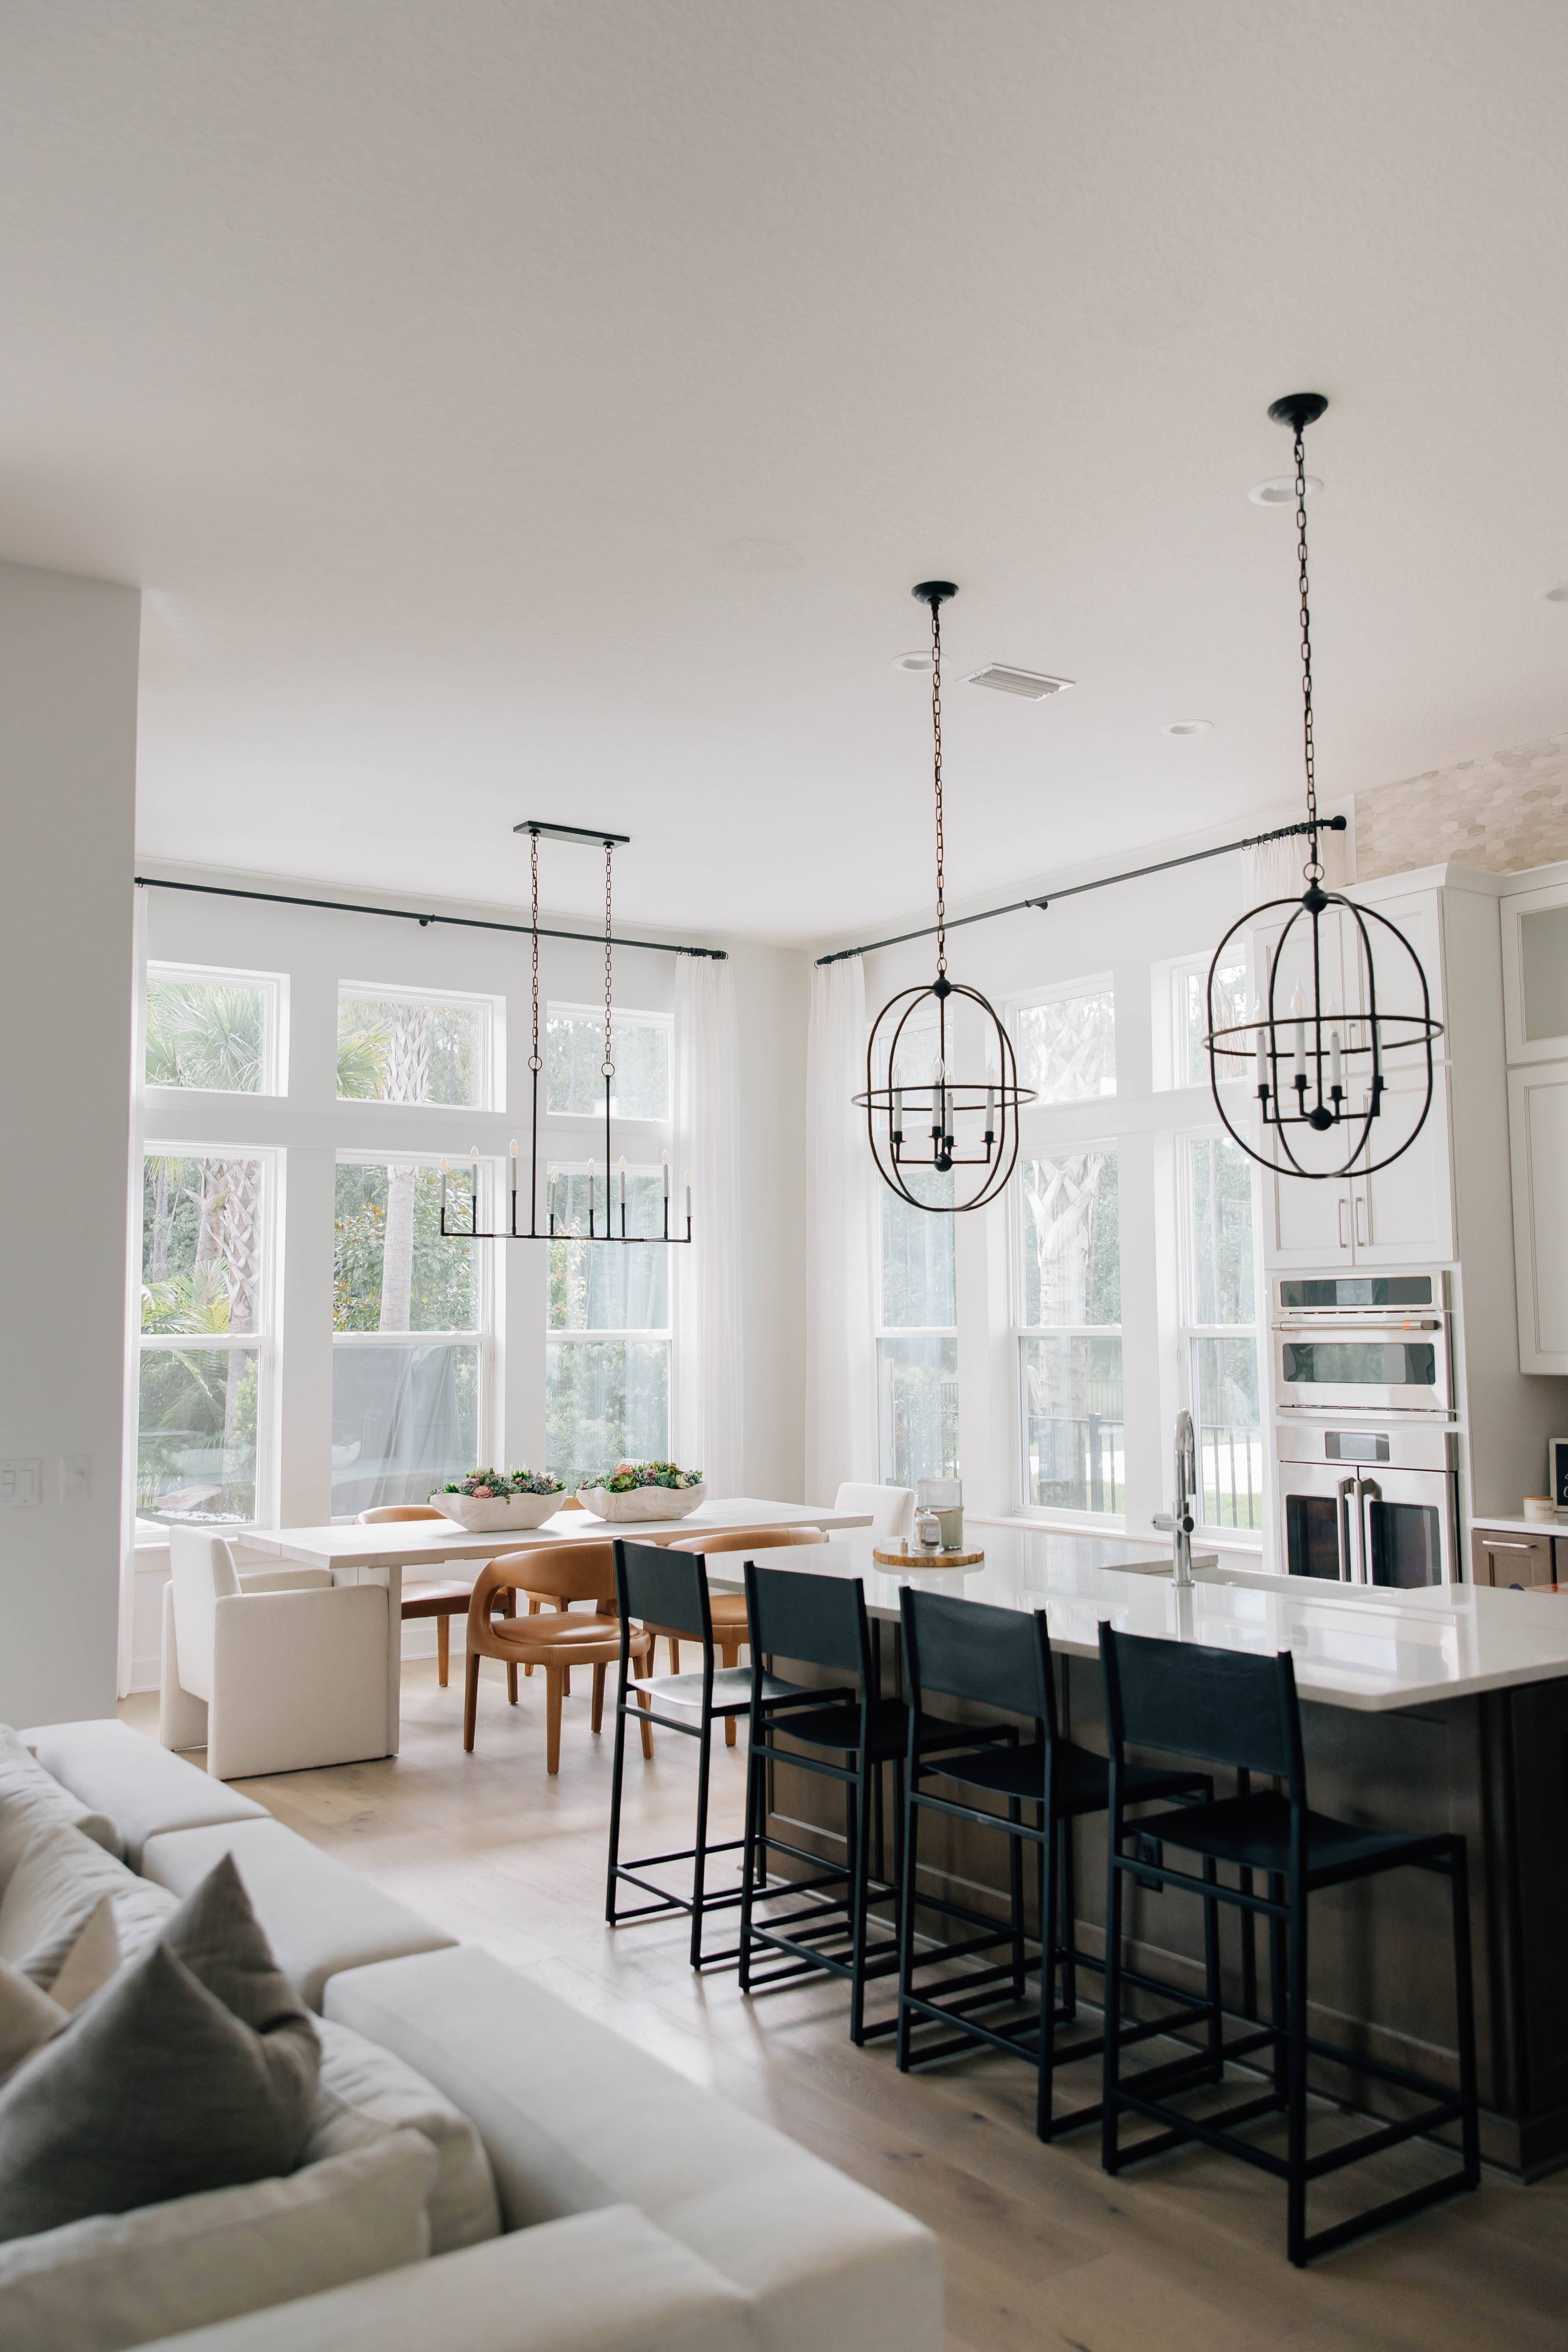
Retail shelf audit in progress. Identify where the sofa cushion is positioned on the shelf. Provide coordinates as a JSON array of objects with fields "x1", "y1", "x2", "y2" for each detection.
[
  {"x1": 0, "y1": 1856, "x2": 320, "y2": 2242},
  {"x1": 127, "y1": 2201, "x2": 754, "y2": 2352},
  {"x1": 0, "y1": 1964, "x2": 66, "y2": 2086},
  {"x1": 326, "y1": 1946, "x2": 942, "y2": 2352},
  {"x1": 0, "y1": 1822, "x2": 177, "y2": 1972},
  {"x1": 19, "y1": 1720, "x2": 266, "y2": 1870},
  {"x1": 0, "y1": 1725, "x2": 122, "y2": 1874},
  {"x1": 305, "y1": 2014, "x2": 500, "y2": 2256},
  {"x1": 141, "y1": 1819, "x2": 455, "y2": 2010},
  {"x1": 0, "y1": 2129, "x2": 436, "y2": 2352}
]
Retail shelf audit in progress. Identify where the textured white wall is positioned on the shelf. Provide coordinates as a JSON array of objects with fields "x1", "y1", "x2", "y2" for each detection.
[{"x1": 0, "y1": 559, "x2": 141, "y2": 1723}]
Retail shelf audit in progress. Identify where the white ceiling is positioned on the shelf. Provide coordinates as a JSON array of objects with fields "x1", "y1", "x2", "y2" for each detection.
[{"x1": 1, "y1": 2, "x2": 1565, "y2": 946}]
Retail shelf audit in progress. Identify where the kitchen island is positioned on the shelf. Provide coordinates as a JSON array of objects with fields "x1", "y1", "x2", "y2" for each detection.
[{"x1": 706, "y1": 1526, "x2": 1568, "y2": 2176}]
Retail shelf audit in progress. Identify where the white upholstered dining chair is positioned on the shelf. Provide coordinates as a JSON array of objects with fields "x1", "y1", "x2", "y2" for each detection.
[
  {"x1": 832, "y1": 1482, "x2": 916, "y2": 1544},
  {"x1": 159, "y1": 1529, "x2": 397, "y2": 1781}
]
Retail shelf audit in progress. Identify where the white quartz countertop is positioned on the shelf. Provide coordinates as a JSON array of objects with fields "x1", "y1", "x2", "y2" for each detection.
[
  {"x1": 1470, "y1": 1516, "x2": 1568, "y2": 1538},
  {"x1": 702, "y1": 1527, "x2": 1568, "y2": 1714}
]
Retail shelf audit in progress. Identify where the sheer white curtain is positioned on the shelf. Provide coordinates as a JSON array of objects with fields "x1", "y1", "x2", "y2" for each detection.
[
  {"x1": 805, "y1": 957, "x2": 877, "y2": 1501},
  {"x1": 675, "y1": 955, "x2": 743, "y2": 1494}
]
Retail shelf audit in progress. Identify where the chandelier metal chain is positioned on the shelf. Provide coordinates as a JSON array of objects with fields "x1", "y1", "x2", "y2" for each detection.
[
  {"x1": 931, "y1": 593, "x2": 947, "y2": 976},
  {"x1": 603, "y1": 839, "x2": 615, "y2": 1080},
  {"x1": 1203, "y1": 393, "x2": 1442, "y2": 1181}
]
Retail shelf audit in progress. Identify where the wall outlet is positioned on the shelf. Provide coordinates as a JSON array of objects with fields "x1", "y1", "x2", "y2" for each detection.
[
  {"x1": 0, "y1": 1460, "x2": 41, "y2": 1506},
  {"x1": 59, "y1": 1455, "x2": 91, "y2": 1504}
]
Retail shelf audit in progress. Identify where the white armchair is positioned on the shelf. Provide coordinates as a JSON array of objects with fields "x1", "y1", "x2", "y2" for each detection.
[
  {"x1": 832, "y1": 1481, "x2": 916, "y2": 1544},
  {"x1": 160, "y1": 1531, "x2": 396, "y2": 1782}
]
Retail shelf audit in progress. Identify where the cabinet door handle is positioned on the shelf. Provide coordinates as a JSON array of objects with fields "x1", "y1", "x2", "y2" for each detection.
[
  {"x1": 1354, "y1": 1193, "x2": 1368, "y2": 1247},
  {"x1": 1337, "y1": 1196, "x2": 1348, "y2": 1249},
  {"x1": 1485, "y1": 1539, "x2": 1536, "y2": 1551}
]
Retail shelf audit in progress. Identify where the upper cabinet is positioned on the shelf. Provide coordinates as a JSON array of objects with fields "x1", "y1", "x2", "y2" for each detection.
[{"x1": 1502, "y1": 882, "x2": 1568, "y2": 1065}]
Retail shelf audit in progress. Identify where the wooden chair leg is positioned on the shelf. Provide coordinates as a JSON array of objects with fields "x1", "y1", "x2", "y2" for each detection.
[
  {"x1": 508, "y1": 1661, "x2": 519, "y2": 1703},
  {"x1": 720, "y1": 1639, "x2": 741, "y2": 1746},
  {"x1": 669, "y1": 1638, "x2": 680, "y2": 1676},
  {"x1": 524, "y1": 1596, "x2": 539, "y2": 1675},
  {"x1": 437, "y1": 1614, "x2": 450, "y2": 1688},
  {"x1": 546, "y1": 1668, "x2": 564, "y2": 1776},
  {"x1": 463, "y1": 1652, "x2": 481, "y2": 1752},
  {"x1": 637, "y1": 1682, "x2": 653, "y2": 1760},
  {"x1": 591, "y1": 1661, "x2": 606, "y2": 1734}
]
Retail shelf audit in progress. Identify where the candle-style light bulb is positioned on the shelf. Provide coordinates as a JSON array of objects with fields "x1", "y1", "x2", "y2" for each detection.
[
  {"x1": 619, "y1": 1155, "x2": 626, "y2": 1205},
  {"x1": 1329, "y1": 1025, "x2": 1343, "y2": 1094},
  {"x1": 1251, "y1": 1000, "x2": 1268, "y2": 1093},
  {"x1": 440, "y1": 1160, "x2": 449, "y2": 1223},
  {"x1": 662, "y1": 1149, "x2": 670, "y2": 1196},
  {"x1": 1290, "y1": 988, "x2": 1307, "y2": 1083},
  {"x1": 547, "y1": 1165, "x2": 557, "y2": 1221},
  {"x1": 685, "y1": 1171, "x2": 692, "y2": 1218},
  {"x1": 509, "y1": 1140, "x2": 519, "y2": 1190}
]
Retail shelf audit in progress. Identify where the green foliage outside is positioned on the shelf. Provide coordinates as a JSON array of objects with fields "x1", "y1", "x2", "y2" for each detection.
[
  {"x1": 547, "y1": 1011, "x2": 669, "y2": 1120},
  {"x1": 334, "y1": 1163, "x2": 477, "y2": 1332},
  {"x1": 337, "y1": 996, "x2": 480, "y2": 1105}
]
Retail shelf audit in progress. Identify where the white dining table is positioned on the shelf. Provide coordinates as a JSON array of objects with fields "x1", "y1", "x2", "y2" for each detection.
[{"x1": 245, "y1": 1498, "x2": 874, "y2": 1748}]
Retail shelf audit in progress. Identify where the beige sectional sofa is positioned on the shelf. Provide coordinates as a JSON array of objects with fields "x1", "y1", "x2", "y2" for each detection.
[{"x1": 3, "y1": 1718, "x2": 941, "y2": 2352}]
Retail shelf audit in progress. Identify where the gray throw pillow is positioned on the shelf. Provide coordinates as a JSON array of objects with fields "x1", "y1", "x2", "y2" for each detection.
[{"x1": 0, "y1": 1853, "x2": 320, "y2": 2242}]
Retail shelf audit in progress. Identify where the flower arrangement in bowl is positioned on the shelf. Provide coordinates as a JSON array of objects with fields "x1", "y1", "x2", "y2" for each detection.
[
  {"x1": 429, "y1": 1469, "x2": 568, "y2": 1532},
  {"x1": 574, "y1": 1460, "x2": 707, "y2": 1524}
]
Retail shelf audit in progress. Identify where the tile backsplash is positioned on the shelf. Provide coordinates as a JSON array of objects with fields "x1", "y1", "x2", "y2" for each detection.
[{"x1": 1356, "y1": 733, "x2": 1568, "y2": 880}]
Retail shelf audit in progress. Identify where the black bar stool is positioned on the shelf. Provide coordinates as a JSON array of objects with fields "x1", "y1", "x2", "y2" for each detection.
[
  {"x1": 897, "y1": 1587, "x2": 1214, "y2": 2139},
  {"x1": 739, "y1": 1560, "x2": 1008, "y2": 2045},
  {"x1": 1098, "y1": 1624, "x2": 1480, "y2": 2266},
  {"x1": 606, "y1": 1539, "x2": 830, "y2": 1970}
]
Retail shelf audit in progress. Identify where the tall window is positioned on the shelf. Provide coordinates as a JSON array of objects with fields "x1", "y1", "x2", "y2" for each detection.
[
  {"x1": 1182, "y1": 1135, "x2": 1262, "y2": 1531},
  {"x1": 1169, "y1": 954, "x2": 1248, "y2": 1090},
  {"x1": 546, "y1": 1169, "x2": 671, "y2": 1486},
  {"x1": 547, "y1": 1005, "x2": 671, "y2": 1121},
  {"x1": 1016, "y1": 979, "x2": 1116, "y2": 1104},
  {"x1": 877, "y1": 1171, "x2": 958, "y2": 1488},
  {"x1": 337, "y1": 986, "x2": 496, "y2": 1108},
  {"x1": 332, "y1": 1157, "x2": 487, "y2": 1513},
  {"x1": 1017, "y1": 1151, "x2": 1123, "y2": 1515},
  {"x1": 146, "y1": 966, "x2": 285, "y2": 1094},
  {"x1": 138, "y1": 1150, "x2": 273, "y2": 1527}
]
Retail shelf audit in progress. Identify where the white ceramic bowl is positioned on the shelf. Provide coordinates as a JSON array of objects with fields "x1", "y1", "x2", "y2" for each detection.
[
  {"x1": 428, "y1": 1491, "x2": 565, "y2": 1532},
  {"x1": 574, "y1": 1481, "x2": 706, "y2": 1524}
]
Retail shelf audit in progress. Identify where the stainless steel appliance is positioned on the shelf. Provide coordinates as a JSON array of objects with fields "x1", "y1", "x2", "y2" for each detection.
[
  {"x1": 1271, "y1": 1271, "x2": 1452, "y2": 1417},
  {"x1": 1277, "y1": 1418, "x2": 1458, "y2": 1586}
]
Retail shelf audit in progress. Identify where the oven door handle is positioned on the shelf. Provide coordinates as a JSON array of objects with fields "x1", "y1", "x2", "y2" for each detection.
[
  {"x1": 1337, "y1": 1476, "x2": 1359, "y2": 1583},
  {"x1": 1357, "y1": 1475, "x2": 1382, "y2": 1586}
]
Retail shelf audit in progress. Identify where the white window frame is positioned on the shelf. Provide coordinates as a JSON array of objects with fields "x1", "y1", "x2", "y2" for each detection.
[
  {"x1": 1011, "y1": 972, "x2": 1118, "y2": 1108},
  {"x1": 545, "y1": 1156, "x2": 677, "y2": 1473},
  {"x1": 331, "y1": 1150, "x2": 499, "y2": 1515},
  {"x1": 1176, "y1": 1126, "x2": 1265, "y2": 1546},
  {"x1": 545, "y1": 1002, "x2": 673, "y2": 1125},
  {"x1": 136, "y1": 1141, "x2": 280, "y2": 1532},
  {"x1": 1157, "y1": 951, "x2": 1249, "y2": 1095},
  {"x1": 145, "y1": 963, "x2": 289, "y2": 1097},
  {"x1": 336, "y1": 981, "x2": 504, "y2": 1112},
  {"x1": 1012, "y1": 1138, "x2": 1125, "y2": 1526}
]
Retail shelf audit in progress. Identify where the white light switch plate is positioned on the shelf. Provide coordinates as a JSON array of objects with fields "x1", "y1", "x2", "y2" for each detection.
[
  {"x1": 0, "y1": 1460, "x2": 41, "y2": 1506},
  {"x1": 59, "y1": 1455, "x2": 91, "y2": 1503}
]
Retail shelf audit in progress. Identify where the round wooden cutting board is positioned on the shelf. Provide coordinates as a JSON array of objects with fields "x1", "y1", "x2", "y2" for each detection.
[{"x1": 872, "y1": 1543, "x2": 986, "y2": 1568}]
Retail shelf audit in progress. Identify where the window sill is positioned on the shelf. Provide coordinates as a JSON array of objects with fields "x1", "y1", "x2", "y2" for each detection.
[{"x1": 976, "y1": 1511, "x2": 1265, "y2": 1560}]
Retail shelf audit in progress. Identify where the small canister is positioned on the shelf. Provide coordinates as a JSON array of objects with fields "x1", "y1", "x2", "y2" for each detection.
[
  {"x1": 915, "y1": 1506, "x2": 943, "y2": 1549},
  {"x1": 917, "y1": 1476, "x2": 963, "y2": 1552}
]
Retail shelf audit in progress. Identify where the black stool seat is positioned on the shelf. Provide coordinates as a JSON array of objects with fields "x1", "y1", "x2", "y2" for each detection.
[
  {"x1": 629, "y1": 1665, "x2": 835, "y2": 1718},
  {"x1": 1133, "y1": 1789, "x2": 1453, "y2": 1887},
  {"x1": 771, "y1": 1697, "x2": 990, "y2": 1764},
  {"x1": 928, "y1": 1737, "x2": 1207, "y2": 1817}
]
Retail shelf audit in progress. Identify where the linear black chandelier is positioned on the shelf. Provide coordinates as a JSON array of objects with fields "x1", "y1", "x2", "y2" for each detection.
[
  {"x1": 1204, "y1": 394, "x2": 1442, "y2": 1180},
  {"x1": 853, "y1": 582, "x2": 1034, "y2": 1214},
  {"x1": 440, "y1": 823, "x2": 692, "y2": 1246}
]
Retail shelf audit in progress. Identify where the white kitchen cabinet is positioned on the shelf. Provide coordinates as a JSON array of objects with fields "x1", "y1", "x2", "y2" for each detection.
[
  {"x1": 1501, "y1": 880, "x2": 1568, "y2": 1065},
  {"x1": 1352, "y1": 1063, "x2": 1455, "y2": 1265},
  {"x1": 1508, "y1": 1059, "x2": 1568, "y2": 1372}
]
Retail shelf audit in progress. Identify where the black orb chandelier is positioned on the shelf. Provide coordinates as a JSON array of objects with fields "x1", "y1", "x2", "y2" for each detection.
[
  {"x1": 853, "y1": 582, "x2": 1034, "y2": 1213},
  {"x1": 1204, "y1": 395, "x2": 1441, "y2": 1180}
]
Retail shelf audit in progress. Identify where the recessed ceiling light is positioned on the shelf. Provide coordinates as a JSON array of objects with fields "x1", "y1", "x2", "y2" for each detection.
[
  {"x1": 1163, "y1": 719, "x2": 1213, "y2": 737},
  {"x1": 894, "y1": 649, "x2": 935, "y2": 673},
  {"x1": 1249, "y1": 475, "x2": 1322, "y2": 505},
  {"x1": 964, "y1": 664, "x2": 1074, "y2": 700},
  {"x1": 1543, "y1": 583, "x2": 1568, "y2": 603}
]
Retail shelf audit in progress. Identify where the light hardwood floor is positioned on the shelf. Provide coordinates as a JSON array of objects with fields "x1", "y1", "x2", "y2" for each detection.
[{"x1": 121, "y1": 1664, "x2": 1568, "y2": 2351}]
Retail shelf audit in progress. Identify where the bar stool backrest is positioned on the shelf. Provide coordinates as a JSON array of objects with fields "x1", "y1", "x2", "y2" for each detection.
[
  {"x1": 744, "y1": 1560, "x2": 873, "y2": 1683},
  {"x1": 901, "y1": 1589, "x2": 1056, "y2": 1737},
  {"x1": 614, "y1": 1539, "x2": 713, "y2": 1646},
  {"x1": 1099, "y1": 1626, "x2": 1306, "y2": 1794}
]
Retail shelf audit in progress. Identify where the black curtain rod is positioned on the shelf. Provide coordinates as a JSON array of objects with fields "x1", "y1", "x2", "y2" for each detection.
[
  {"x1": 134, "y1": 875, "x2": 728, "y2": 959},
  {"x1": 813, "y1": 816, "x2": 1346, "y2": 965}
]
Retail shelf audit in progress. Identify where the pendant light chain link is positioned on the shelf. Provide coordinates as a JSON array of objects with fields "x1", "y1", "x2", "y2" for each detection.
[
  {"x1": 1294, "y1": 426, "x2": 1321, "y2": 880},
  {"x1": 602, "y1": 839, "x2": 615, "y2": 1077},
  {"x1": 931, "y1": 595, "x2": 946, "y2": 974}
]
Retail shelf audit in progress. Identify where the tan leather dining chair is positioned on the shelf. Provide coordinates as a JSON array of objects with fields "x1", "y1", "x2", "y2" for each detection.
[
  {"x1": 464, "y1": 1541, "x2": 655, "y2": 1774},
  {"x1": 356, "y1": 1504, "x2": 510, "y2": 1690},
  {"x1": 661, "y1": 1526, "x2": 826, "y2": 1745}
]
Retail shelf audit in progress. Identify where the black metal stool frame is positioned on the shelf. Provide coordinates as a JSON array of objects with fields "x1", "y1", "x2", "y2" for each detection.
[
  {"x1": 1099, "y1": 1624, "x2": 1481, "y2": 2267},
  {"x1": 897, "y1": 1589, "x2": 1215, "y2": 2139},
  {"x1": 606, "y1": 1539, "x2": 844, "y2": 1970},
  {"x1": 738, "y1": 1560, "x2": 1014, "y2": 2046}
]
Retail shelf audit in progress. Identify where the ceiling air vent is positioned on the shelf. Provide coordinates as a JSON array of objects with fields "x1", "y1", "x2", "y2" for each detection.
[{"x1": 964, "y1": 664, "x2": 1074, "y2": 700}]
